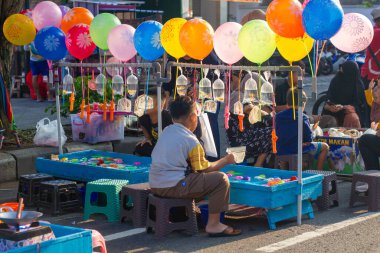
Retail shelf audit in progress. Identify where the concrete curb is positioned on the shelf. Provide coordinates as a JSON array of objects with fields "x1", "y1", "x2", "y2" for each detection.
[
  {"x1": 0, "y1": 137, "x2": 143, "y2": 183},
  {"x1": 0, "y1": 153, "x2": 17, "y2": 182}
]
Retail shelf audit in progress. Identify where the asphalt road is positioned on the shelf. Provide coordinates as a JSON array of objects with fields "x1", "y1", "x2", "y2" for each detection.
[{"x1": 0, "y1": 179, "x2": 375, "y2": 253}]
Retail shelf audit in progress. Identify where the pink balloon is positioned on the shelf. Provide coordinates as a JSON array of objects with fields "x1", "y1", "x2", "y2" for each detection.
[
  {"x1": 213, "y1": 22, "x2": 243, "y2": 65},
  {"x1": 108, "y1": 24, "x2": 137, "y2": 62},
  {"x1": 106, "y1": 57, "x2": 123, "y2": 77},
  {"x1": 32, "y1": 1, "x2": 62, "y2": 30},
  {"x1": 330, "y1": 13, "x2": 374, "y2": 53}
]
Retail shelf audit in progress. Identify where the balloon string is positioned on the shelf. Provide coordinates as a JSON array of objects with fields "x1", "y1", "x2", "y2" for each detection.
[
  {"x1": 258, "y1": 64, "x2": 262, "y2": 122},
  {"x1": 103, "y1": 51, "x2": 106, "y2": 103},
  {"x1": 304, "y1": 40, "x2": 315, "y2": 77},
  {"x1": 174, "y1": 59, "x2": 179, "y2": 99},
  {"x1": 144, "y1": 68, "x2": 150, "y2": 114},
  {"x1": 193, "y1": 68, "x2": 197, "y2": 101},
  {"x1": 224, "y1": 66, "x2": 232, "y2": 129},
  {"x1": 238, "y1": 70, "x2": 241, "y2": 103},
  {"x1": 316, "y1": 40, "x2": 327, "y2": 74},
  {"x1": 290, "y1": 62, "x2": 296, "y2": 120},
  {"x1": 81, "y1": 62, "x2": 84, "y2": 99},
  {"x1": 200, "y1": 62, "x2": 204, "y2": 112},
  {"x1": 315, "y1": 41, "x2": 319, "y2": 77},
  {"x1": 123, "y1": 66, "x2": 127, "y2": 98}
]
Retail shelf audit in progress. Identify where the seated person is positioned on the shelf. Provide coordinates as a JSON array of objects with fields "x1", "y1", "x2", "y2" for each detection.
[
  {"x1": 275, "y1": 89, "x2": 329, "y2": 170},
  {"x1": 358, "y1": 122, "x2": 380, "y2": 170},
  {"x1": 134, "y1": 90, "x2": 173, "y2": 157},
  {"x1": 227, "y1": 101, "x2": 273, "y2": 167},
  {"x1": 149, "y1": 96, "x2": 241, "y2": 237},
  {"x1": 364, "y1": 80, "x2": 380, "y2": 123},
  {"x1": 275, "y1": 61, "x2": 306, "y2": 113},
  {"x1": 323, "y1": 61, "x2": 368, "y2": 128}
]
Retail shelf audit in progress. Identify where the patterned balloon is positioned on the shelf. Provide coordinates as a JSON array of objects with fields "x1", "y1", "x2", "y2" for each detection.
[
  {"x1": 3, "y1": 14, "x2": 36, "y2": 46},
  {"x1": 238, "y1": 20, "x2": 276, "y2": 64},
  {"x1": 61, "y1": 7, "x2": 94, "y2": 34},
  {"x1": 134, "y1": 21, "x2": 164, "y2": 61},
  {"x1": 330, "y1": 13, "x2": 374, "y2": 53},
  {"x1": 179, "y1": 18, "x2": 214, "y2": 60},
  {"x1": 213, "y1": 22, "x2": 243, "y2": 64},
  {"x1": 108, "y1": 24, "x2": 136, "y2": 62},
  {"x1": 160, "y1": 18, "x2": 187, "y2": 59},
  {"x1": 35, "y1": 26, "x2": 68, "y2": 61},
  {"x1": 266, "y1": 0, "x2": 304, "y2": 38},
  {"x1": 66, "y1": 24, "x2": 96, "y2": 60},
  {"x1": 32, "y1": 1, "x2": 62, "y2": 30}
]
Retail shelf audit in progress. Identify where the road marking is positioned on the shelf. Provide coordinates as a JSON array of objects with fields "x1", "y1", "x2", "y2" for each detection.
[
  {"x1": 256, "y1": 212, "x2": 380, "y2": 253},
  {"x1": 104, "y1": 228, "x2": 146, "y2": 242}
]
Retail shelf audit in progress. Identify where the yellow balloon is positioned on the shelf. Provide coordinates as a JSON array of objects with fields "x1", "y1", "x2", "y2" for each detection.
[
  {"x1": 3, "y1": 14, "x2": 36, "y2": 46},
  {"x1": 276, "y1": 34, "x2": 314, "y2": 62},
  {"x1": 160, "y1": 18, "x2": 186, "y2": 59}
]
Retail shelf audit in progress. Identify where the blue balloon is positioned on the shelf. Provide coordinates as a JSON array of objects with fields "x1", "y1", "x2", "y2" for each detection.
[
  {"x1": 302, "y1": 0, "x2": 344, "y2": 40},
  {"x1": 35, "y1": 26, "x2": 67, "y2": 61},
  {"x1": 134, "y1": 21, "x2": 164, "y2": 61}
]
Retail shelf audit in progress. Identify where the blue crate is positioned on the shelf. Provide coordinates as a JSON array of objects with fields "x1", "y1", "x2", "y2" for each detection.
[
  {"x1": 222, "y1": 165, "x2": 323, "y2": 229},
  {"x1": 36, "y1": 150, "x2": 151, "y2": 183},
  {"x1": 8, "y1": 223, "x2": 92, "y2": 253},
  {"x1": 222, "y1": 165, "x2": 323, "y2": 209}
]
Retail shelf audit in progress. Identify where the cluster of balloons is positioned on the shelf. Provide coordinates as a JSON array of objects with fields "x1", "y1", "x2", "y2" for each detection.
[{"x1": 2, "y1": 0, "x2": 375, "y2": 65}]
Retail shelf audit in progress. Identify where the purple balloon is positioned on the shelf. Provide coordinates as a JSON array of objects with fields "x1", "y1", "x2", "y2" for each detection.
[{"x1": 59, "y1": 5, "x2": 71, "y2": 17}]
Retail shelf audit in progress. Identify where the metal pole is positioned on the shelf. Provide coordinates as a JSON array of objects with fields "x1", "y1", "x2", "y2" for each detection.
[
  {"x1": 157, "y1": 85, "x2": 162, "y2": 136},
  {"x1": 297, "y1": 73, "x2": 304, "y2": 225},
  {"x1": 55, "y1": 67, "x2": 63, "y2": 155},
  {"x1": 311, "y1": 76, "x2": 317, "y2": 102}
]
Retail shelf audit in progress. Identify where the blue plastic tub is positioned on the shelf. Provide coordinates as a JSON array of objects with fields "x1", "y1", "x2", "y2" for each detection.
[
  {"x1": 36, "y1": 150, "x2": 151, "y2": 183},
  {"x1": 199, "y1": 204, "x2": 225, "y2": 226},
  {"x1": 8, "y1": 223, "x2": 92, "y2": 253},
  {"x1": 222, "y1": 165, "x2": 323, "y2": 209}
]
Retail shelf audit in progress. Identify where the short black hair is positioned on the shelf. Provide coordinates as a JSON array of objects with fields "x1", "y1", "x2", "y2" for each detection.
[
  {"x1": 286, "y1": 88, "x2": 307, "y2": 107},
  {"x1": 169, "y1": 96, "x2": 195, "y2": 120}
]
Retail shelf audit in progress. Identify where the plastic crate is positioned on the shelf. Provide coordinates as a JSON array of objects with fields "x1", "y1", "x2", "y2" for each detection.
[
  {"x1": 222, "y1": 165, "x2": 323, "y2": 209},
  {"x1": 71, "y1": 113, "x2": 125, "y2": 144},
  {"x1": 8, "y1": 223, "x2": 92, "y2": 253},
  {"x1": 36, "y1": 150, "x2": 151, "y2": 183}
]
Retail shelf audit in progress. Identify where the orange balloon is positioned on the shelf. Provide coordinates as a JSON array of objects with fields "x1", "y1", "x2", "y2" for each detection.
[
  {"x1": 179, "y1": 18, "x2": 214, "y2": 61},
  {"x1": 61, "y1": 7, "x2": 94, "y2": 34},
  {"x1": 266, "y1": 0, "x2": 304, "y2": 38}
]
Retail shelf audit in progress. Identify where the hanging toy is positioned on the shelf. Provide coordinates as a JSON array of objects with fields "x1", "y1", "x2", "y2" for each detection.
[
  {"x1": 117, "y1": 98, "x2": 132, "y2": 112},
  {"x1": 110, "y1": 99, "x2": 115, "y2": 121},
  {"x1": 112, "y1": 74, "x2": 124, "y2": 96},
  {"x1": 127, "y1": 67, "x2": 138, "y2": 97},
  {"x1": 234, "y1": 101, "x2": 244, "y2": 132},
  {"x1": 198, "y1": 68, "x2": 212, "y2": 99},
  {"x1": 88, "y1": 69, "x2": 96, "y2": 91},
  {"x1": 248, "y1": 105, "x2": 261, "y2": 124},
  {"x1": 134, "y1": 94, "x2": 153, "y2": 117},
  {"x1": 95, "y1": 73, "x2": 106, "y2": 96},
  {"x1": 260, "y1": 82, "x2": 274, "y2": 105},
  {"x1": 86, "y1": 103, "x2": 91, "y2": 124},
  {"x1": 203, "y1": 100, "x2": 217, "y2": 113},
  {"x1": 176, "y1": 67, "x2": 188, "y2": 96},
  {"x1": 272, "y1": 129, "x2": 278, "y2": 154},
  {"x1": 62, "y1": 68, "x2": 74, "y2": 95},
  {"x1": 243, "y1": 71, "x2": 258, "y2": 103},
  {"x1": 80, "y1": 100, "x2": 85, "y2": 119},
  {"x1": 212, "y1": 69, "x2": 225, "y2": 102}
]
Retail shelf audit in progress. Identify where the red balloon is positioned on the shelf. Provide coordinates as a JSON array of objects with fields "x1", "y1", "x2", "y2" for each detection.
[{"x1": 65, "y1": 24, "x2": 96, "y2": 61}]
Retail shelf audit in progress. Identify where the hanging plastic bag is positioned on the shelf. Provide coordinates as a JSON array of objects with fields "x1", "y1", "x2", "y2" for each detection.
[
  {"x1": 33, "y1": 118, "x2": 67, "y2": 147},
  {"x1": 198, "y1": 113, "x2": 218, "y2": 158}
]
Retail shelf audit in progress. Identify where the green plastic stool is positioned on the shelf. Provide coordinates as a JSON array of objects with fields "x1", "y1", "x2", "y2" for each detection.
[{"x1": 83, "y1": 179, "x2": 129, "y2": 222}]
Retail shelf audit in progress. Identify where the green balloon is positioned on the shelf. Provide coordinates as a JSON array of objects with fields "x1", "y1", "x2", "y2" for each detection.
[
  {"x1": 238, "y1": 20, "x2": 276, "y2": 64},
  {"x1": 90, "y1": 13, "x2": 121, "y2": 50}
]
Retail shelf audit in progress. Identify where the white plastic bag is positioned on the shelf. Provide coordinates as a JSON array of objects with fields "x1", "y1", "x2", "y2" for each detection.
[
  {"x1": 33, "y1": 118, "x2": 67, "y2": 147},
  {"x1": 199, "y1": 113, "x2": 218, "y2": 158}
]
